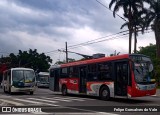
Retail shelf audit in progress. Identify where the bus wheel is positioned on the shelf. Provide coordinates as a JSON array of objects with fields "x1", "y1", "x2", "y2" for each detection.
[
  {"x1": 9, "y1": 87, "x2": 12, "y2": 95},
  {"x1": 4, "y1": 87, "x2": 6, "y2": 93},
  {"x1": 62, "y1": 85, "x2": 67, "y2": 96},
  {"x1": 30, "y1": 91, "x2": 34, "y2": 95},
  {"x1": 100, "y1": 86, "x2": 110, "y2": 101}
]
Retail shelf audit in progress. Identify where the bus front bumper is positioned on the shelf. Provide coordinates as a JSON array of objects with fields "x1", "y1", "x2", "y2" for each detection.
[{"x1": 11, "y1": 86, "x2": 36, "y2": 93}]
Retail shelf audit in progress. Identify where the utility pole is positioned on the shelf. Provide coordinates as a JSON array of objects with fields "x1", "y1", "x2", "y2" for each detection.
[{"x1": 65, "y1": 42, "x2": 68, "y2": 63}]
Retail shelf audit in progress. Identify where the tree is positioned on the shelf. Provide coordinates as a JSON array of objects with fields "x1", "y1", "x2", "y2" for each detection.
[
  {"x1": 0, "y1": 49, "x2": 52, "y2": 72},
  {"x1": 109, "y1": 0, "x2": 144, "y2": 54},
  {"x1": 144, "y1": 0, "x2": 160, "y2": 58},
  {"x1": 121, "y1": 9, "x2": 147, "y2": 53}
]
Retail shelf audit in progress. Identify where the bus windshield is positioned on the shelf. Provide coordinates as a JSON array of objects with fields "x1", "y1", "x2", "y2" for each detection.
[
  {"x1": 12, "y1": 70, "x2": 35, "y2": 83},
  {"x1": 39, "y1": 75, "x2": 49, "y2": 83},
  {"x1": 131, "y1": 55, "x2": 154, "y2": 84}
]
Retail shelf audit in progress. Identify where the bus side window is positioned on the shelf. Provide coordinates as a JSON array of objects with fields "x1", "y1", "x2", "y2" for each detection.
[
  {"x1": 69, "y1": 67, "x2": 78, "y2": 78},
  {"x1": 98, "y1": 63, "x2": 112, "y2": 81},
  {"x1": 60, "y1": 68, "x2": 69, "y2": 78},
  {"x1": 50, "y1": 69, "x2": 55, "y2": 77},
  {"x1": 87, "y1": 64, "x2": 97, "y2": 81},
  {"x1": 8, "y1": 70, "x2": 11, "y2": 82}
]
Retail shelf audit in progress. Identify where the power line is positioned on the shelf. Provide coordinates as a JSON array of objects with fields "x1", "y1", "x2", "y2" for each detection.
[
  {"x1": 95, "y1": 0, "x2": 127, "y2": 21},
  {"x1": 44, "y1": 28, "x2": 152, "y2": 55},
  {"x1": 67, "y1": 30, "x2": 129, "y2": 49},
  {"x1": 44, "y1": 29, "x2": 129, "y2": 54},
  {"x1": 67, "y1": 33, "x2": 129, "y2": 50}
]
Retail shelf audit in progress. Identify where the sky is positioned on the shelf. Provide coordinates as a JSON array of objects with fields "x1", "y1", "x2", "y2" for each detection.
[{"x1": 0, "y1": 0, "x2": 156, "y2": 64}]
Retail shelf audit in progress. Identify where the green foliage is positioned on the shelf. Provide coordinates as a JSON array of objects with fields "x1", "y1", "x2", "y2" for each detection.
[
  {"x1": 137, "y1": 43, "x2": 156, "y2": 58},
  {"x1": 0, "y1": 49, "x2": 52, "y2": 72},
  {"x1": 137, "y1": 44, "x2": 160, "y2": 85}
]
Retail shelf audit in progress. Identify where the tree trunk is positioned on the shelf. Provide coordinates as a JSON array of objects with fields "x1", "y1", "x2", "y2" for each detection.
[
  {"x1": 134, "y1": 27, "x2": 137, "y2": 53},
  {"x1": 128, "y1": 6, "x2": 132, "y2": 54},
  {"x1": 129, "y1": 29, "x2": 132, "y2": 54},
  {"x1": 154, "y1": 19, "x2": 160, "y2": 58}
]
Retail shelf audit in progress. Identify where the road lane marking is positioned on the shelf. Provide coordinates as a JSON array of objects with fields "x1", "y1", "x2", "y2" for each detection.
[
  {"x1": 50, "y1": 112, "x2": 118, "y2": 115},
  {"x1": 98, "y1": 112, "x2": 119, "y2": 115},
  {"x1": 41, "y1": 97, "x2": 71, "y2": 102},
  {"x1": 13, "y1": 98, "x2": 41, "y2": 104},
  {"x1": 32, "y1": 112, "x2": 53, "y2": 114},
  {"x1": 0, "y1": 99, "x2": 24, "y2": 106},
  {"x1": 27, "y1": 98, "x2": 58, "y2": 103},
  {"x1": 52, "y1": 97, "x2": 85, "y2": 101}
]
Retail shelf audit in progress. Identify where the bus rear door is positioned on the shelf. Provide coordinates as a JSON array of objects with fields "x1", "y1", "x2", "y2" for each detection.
[
  {"x1": 49, "y1": 69, "x2": 60, "y2": 91},
  {"x1": 79, "y1": 66, "x2": 87, "y2": 93}
]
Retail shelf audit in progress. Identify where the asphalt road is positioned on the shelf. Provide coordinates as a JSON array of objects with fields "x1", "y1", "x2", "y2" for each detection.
[{"x1": 0, "y1": 87, "x2": 159, "y2": 115}]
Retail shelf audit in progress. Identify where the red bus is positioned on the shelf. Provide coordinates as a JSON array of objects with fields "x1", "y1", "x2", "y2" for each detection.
[{"x1": 49, "y1": 54, "x2": 156, "y2": 100}]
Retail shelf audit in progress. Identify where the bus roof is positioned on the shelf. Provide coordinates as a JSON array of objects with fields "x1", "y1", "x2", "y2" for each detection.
[
  {"x1": 38, "y1": 72, "x2": 49, "y2": 75},
  {"x1": 10, "y1": 67, "x2": 34, "y2": 71},
  {"x1": 61, "y1": 54, "x2": 130, "y2": 68},
  {"x1": 49, "y1": 54, "x2": 130, "y2": 69},
  {"x1": 49, "y1": 54, "x2": 150, "y2": 69}
]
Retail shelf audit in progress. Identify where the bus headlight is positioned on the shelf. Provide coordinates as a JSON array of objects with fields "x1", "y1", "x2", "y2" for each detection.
[{"x1": 135, "y1": 84, "x2": 140, "y2": 90}]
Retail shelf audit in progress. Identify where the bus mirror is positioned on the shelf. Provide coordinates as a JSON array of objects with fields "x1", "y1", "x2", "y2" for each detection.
[{"x1": 149, "y1": 64, "x2": 153, "y2": 72}]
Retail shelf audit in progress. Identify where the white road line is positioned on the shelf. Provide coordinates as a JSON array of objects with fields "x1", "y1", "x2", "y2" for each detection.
[
  {"x1": 27, "y1": 98, "x2": 58, "y2": 103},
  {"x1": 32, "y1": 112, "x2": 53, "y2": 114},
  {"x1": 52, "y1": 113, "x2": 99, "y2": 115},
  {"x1": 13, "y1": 98, "x2": 59, "y2": 106},
  {"x1": 40, "y1": 103, "x2": 59, "y2": 106},
  {"x1": 0, "y1": 99, "x2": 24, "y2": 106},
  {"x1": 53, "y1": 97, "x2": 84, "y2": 101},
  {"x1": 41, "y1": 97, "x2": 71, "y2": 102},
  {"x1": 13, "y1": 98, "x2": 41, "y2": 104},
  {"x1": 98, "y1": 112, "x2": 119, "y2": 115},
  {"x1": 54, "y1": 113, "x2": 118, "y2": 115}
]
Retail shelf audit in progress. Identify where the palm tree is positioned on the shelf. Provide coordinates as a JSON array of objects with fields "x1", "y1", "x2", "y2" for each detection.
[
  {"x1": 109, "y1": 0, "x2": 144, "y2": 54},
  {"x1": 121, "y1": 9, "x2": 147, "y2": 53},
  {"x1": 145, "y1": 0, "x2": 160, "y2": 58}
]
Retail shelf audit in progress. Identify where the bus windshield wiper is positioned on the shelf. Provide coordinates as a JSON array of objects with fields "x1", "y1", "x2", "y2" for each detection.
[
  {"x1": 136, "y1": 68, "x2": 140, "y2": 74},
  {"x1": 17, "y1": 77, "x2": 25, "y2": 82}
]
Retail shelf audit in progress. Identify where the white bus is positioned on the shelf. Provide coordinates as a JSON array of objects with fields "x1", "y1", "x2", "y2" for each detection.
[
  {"x1": 36, "y1": 72, "x2": 49, "y2": 88},
  {"x1": 2, "y1": 67, "x2": 36, "y2": 95}
]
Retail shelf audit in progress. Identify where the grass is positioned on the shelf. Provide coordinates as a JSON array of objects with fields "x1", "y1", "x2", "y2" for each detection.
[{"x1": 157, "y1": 86, "x2": 160, "y2": 89}]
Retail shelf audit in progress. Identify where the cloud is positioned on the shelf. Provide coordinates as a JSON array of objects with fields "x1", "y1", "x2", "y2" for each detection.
[{"x1": 0, "y1": 0, "x2": 156, "y2": 64}]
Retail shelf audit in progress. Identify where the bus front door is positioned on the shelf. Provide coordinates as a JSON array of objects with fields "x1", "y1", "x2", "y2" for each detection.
[
  {"x1": 115, "y1": 61, "x2": 128, "y2": 96},
  {"x1": 79, "y1": 66, "x2": 87, "y2": 93}
]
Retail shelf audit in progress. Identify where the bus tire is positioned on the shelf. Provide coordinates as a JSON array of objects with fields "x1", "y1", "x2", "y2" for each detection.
[
  {"x1": 62, "y1": 85, "x2": 67, "y2": 96},
  {"x1": 4, "y1": 87, "x2": 6, "y2": 93},
  {"x1": 9, "y1": 87, "x2": 12, "y2": 95},
  {"x1": 30, "y1": 91, "x2": 34, "y2": 95},
  {"x1": 99, "y1": 86, "x2": 110, "y2": 101}
]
